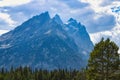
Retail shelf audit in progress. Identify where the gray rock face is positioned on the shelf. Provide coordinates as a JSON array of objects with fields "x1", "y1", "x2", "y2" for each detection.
[{"x1": 0, "y1": 12, "x2": 93, "y2": 70}]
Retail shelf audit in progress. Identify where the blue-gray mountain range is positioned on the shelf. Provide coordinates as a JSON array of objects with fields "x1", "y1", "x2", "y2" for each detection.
[{"x1": 0, "y1": 12, "x2": 93, "y2": 70}]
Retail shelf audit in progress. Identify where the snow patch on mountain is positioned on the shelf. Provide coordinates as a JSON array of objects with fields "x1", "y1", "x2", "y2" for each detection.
[
  {"x1": 0, "y1": 44, "x2": 11, "y2": 49},
  {"x1": 44, "y1": 30, "x2": 52, "y2": 35}
]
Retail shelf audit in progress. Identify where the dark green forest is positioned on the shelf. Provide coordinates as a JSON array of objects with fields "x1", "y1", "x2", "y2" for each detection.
[
  {"x1": 0, "y1": 67, "x2": 87, "y2": 80},
  {"x1": 0, "y1": 38, "x2": 120, "y2": 80}
]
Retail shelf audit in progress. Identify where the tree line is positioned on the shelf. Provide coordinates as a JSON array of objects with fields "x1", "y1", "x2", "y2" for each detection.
[
  {"x1": 0, "y1": 38, "x2": 120, "y2": 80},
  {"x1": 0, "y1": 66, "x2": 87, "y2": 80}
]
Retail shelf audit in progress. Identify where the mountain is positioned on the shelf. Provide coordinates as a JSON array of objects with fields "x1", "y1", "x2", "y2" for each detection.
[{"x1": 0, "y1": 12, "x2": 93, "y2": 70}]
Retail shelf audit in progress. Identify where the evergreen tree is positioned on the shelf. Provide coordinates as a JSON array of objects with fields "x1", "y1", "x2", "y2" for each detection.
[{"x1": 87, "y1": 38, "x2": 120, "y2": 80}]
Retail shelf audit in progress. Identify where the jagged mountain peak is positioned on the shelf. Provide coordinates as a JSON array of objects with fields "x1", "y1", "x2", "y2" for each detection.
[
  {"x1": 0, "y1": 12, "x2": 93, "y2": 70},
  {"x1": 25, "y1": 11, "x2": 50, "y2": 24},
  {"x1": 52, "y1": 14, "x2": 63, "y2": 24},
  {"x1": 67, "y1": 18, "x2": 83, "y2": 28},
  {"x1": 38, "y1": 11, "x2": 50, "y2": 18},
  {"x1": 30, "y1": 11, "x2": 50, "y2": 22},
  {"x1": 68, "y1": 18, "x2": 78, "y2": 24},
  {"x1": 11, "y1": 11, "x2": 51, "y2": 33},
  {"x1": 66, "y1": 18, "x2": 85, "y2": 30}
]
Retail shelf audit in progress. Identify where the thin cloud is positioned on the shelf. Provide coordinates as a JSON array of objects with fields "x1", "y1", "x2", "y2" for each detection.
[
  {"x1": 0, "y1": 30, "x2": 9, "y2": 35},
  {"x1": 0, "y1": 0, "x2": 119, "y2": 34},
  {"x1": 0, "y1": 12, "x2": 16, "y2": 27},
  {"x1": 58, "y1": 0, "x2": 89, "y2": 9},
  {"x1": 0, "y1": 0, "x2": 32, "y2": 7}
]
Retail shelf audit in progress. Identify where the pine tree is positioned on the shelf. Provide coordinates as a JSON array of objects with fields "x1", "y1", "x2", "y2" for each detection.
[{"x1": 87, "y1": 38, "x2": 120, "y2": 80}]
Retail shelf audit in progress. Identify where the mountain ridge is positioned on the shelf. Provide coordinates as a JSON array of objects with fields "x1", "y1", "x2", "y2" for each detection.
[{"x1": 0, "y1": 12, "x2": 93, "y2": 70}]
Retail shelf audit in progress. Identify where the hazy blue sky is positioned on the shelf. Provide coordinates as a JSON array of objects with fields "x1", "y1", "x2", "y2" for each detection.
[{"x1": 0, "y1": 0, "x2": 120, "y2": 44}]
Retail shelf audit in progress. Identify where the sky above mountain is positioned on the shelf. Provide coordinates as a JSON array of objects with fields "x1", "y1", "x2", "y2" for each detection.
[{"x1": 0, "y1": 0, "x2": 120, "y2": 44}]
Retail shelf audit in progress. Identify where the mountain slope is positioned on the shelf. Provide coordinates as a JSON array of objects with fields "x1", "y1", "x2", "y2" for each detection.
[{"x1": 0, "y1": 12, "x2": 93, "y2": 70}]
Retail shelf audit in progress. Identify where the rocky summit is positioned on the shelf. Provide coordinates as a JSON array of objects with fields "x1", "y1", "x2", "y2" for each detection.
[{"x1": 0, "y1": 12, "x2": 93, "y2": 70}]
